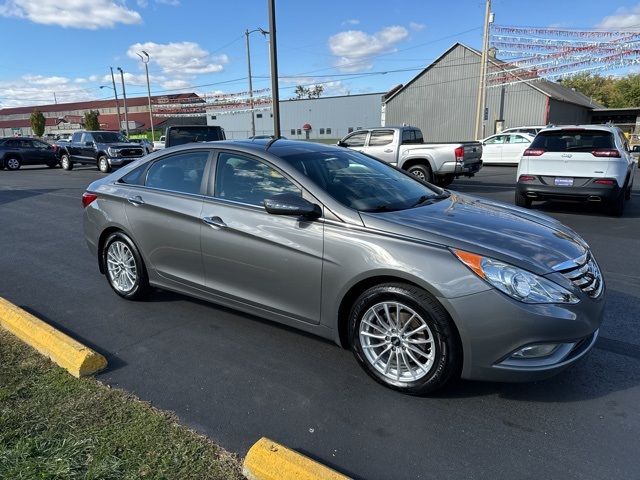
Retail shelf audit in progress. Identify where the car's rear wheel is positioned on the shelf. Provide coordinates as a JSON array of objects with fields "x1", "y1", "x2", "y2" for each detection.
[
  {"x1": 6, "y1": 157, "x2": 21, "y2": 170},
  {"x1": 436, "y1": 174, "x2": 455, "y2": 187},
  {"x1": 349, "y1": 283, "x2": 461, "y2": 395},
  {"x1": 515, "y1": 191, "x2": 532, "y2": 208},
  {"x1": 61, "y1": 154, "x2": 73, "y2": 170},
  {"x1": 102, "y1": 232, "x2": 149, "y2": 300},
  {"x1": 407, "y1": 164, "x2": 433, "y2": 183},
  {"x1": 98, "y1": 155, "x2": 112, "y2": 173},
  {"x1": 609, "y1": 191, "x2": 625, "y2": 216}
]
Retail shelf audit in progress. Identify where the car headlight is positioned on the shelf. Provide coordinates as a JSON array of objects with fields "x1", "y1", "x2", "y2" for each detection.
[
  {"x1": 452, "y1": 249, "x2": 578, "y2": 304},
  {"x1": 107, "y1": 147, "x2": 119, "y2": 156}
]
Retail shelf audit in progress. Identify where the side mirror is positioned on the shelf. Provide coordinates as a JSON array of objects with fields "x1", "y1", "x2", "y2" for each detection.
[
  {"x1": 336, "y1": 141, "x2": 346, "y2": 147},
  {"x1": 264, "y1": 193, "x2": 321, "y2": 219}
]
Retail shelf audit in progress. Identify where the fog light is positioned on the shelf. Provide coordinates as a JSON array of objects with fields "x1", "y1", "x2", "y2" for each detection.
[{"x1": 511, "y1": 343, "x2": 559, "y2": 359}]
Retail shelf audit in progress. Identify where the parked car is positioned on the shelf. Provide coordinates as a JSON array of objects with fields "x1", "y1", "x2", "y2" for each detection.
[
  {"x1": 163, "y1": 125, "x2": 226, "y2": 148},
  {"x1": 153, "y1": 135, "x2": 165, "y2": 151},
  {"x1": 337, "y1": 126, "x2": 482, "y2": 187},
  {"x1": 131, "y1": 138, "x2": 154, "y2": 155},
  {"x1": 481, "y1": 133, "x2": 534, "y2": 165},
  {"x1": 502, "y1": 125, "x2": 550, "y2": 136},
  {"x1": 83, "y1": 139, "x2": 603, "y2": 394},
  {"x1": 59, "y1": 131, "x2": 146, "y2": 173},
  {"x1": 516, "y1": 125, "x2": 636, "y2": 216},
  {"x1": 0, "y1": 137, "x2": 59, "y2": 170}
]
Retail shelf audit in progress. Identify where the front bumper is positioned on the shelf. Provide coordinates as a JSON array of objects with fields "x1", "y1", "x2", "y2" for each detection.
[
  {"x1": 440, "y1": 287, "x2": 604, "y2": 382},
  {"x1": 108, "y1": 156, "x2": 143, "y2": 166},
  {"x1": 517, "y1": 178, "x2": 621, "y2": 203}
]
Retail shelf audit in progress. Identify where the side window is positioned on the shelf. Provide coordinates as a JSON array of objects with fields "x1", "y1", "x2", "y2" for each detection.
[
  {"x1": 413, "y1": 130, "x2": 424, "y2": 143},
  {"x1": 119, "y1": 164, "x2": 147, "y2": 185},
  {"x1": 19, "y1": 139, "x2": 34, "y2": 149},
  {"x1": 343, "y1": 132, "x2": 368, "y2": 147},
  {"x1": 369, "y1": 130, "x2": 394, "y2": 146},
  {"x1": 401, "y1": 129, "x2": 419, "y2": 144},
  {"x1": 485, "y1": 135, "x2": 506, "y2": 144},
  {"x1": 72, "y1": 132, "x2": 82, "y2": 143},
  {"x1": 145, "y1": 151, "x2": 209, "y2": 194},
  {"x1": 33, "y1": 140, "x2": 50, "y2": 149},
  {"x1": 214, "y1": 152, "x2": 301, "y2": 207},
  {"x1": 510, "y1": 135, "x2": 530, "y2": 144},
  {"x1": 5, "y1": 139, "x2": 18, "y2": 148},
  {"x1": 81, "y1": 133, "x2": 93, "y2": 144}
]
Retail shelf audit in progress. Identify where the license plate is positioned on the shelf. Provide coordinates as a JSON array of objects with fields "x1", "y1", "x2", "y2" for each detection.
[{"x1": 554, "y1": 177, "x2": 574, "y2": 186}]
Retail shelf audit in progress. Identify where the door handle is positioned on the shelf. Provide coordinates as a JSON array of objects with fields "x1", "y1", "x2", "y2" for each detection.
[
  {"x1": 384, "y1": 149, "x2": 393, "y2": 153},
  {"x1": 127, "y1": 195, "x2": 144, "y2": 206},
  {"x1": 202, "y1": 216, "x2": 227, "y2": 229}
]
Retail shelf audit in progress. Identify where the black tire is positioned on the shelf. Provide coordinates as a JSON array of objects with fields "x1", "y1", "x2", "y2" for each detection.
[
  {"x1": 101, "y1": 232, "x2": 150, "y2": 300},
  {"x1": 625, "y1": 181, "x2": 632, "y2": 200},
  {"x1": 60, "y1": 154, "x2": 73, "y2": 170},
  {"x1": 5, "y1": 157, "x2": 21, "y2": 171},
  {"x1": 435, "y1": 174, "x2": 455, "y2": 187},
  {"x1": 515, "y1": 191, "x2": 532, "y2": 208},
  {"x1": 349, "y1": 283, "x2": 462, "y2": 395},
  {"x1": 98, "y1": 155, "x2": 112, "y2": 173},
  {"x1": 609, "y1": 191, "x2": 625, "y2": 217},
  {"x1": 407, "y1": 164, "x2": 433, "y2": 183}
]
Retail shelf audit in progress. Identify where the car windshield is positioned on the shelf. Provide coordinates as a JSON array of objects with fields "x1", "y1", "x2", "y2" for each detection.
[
  {"x1": 282, "y1": 149, "x2": 445, "y2": 212},
  {"x1": 529, "y1": 130, "x2": 614, "y2": 152},
  {"x1": 92, "y1": 132, "x2": 129, "y2": 143}
]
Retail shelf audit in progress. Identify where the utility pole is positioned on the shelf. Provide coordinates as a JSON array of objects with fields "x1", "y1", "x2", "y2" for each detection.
[
  {"x1": 117, "y1": 67, "x2": 130, "y2": 136},
  {"x1": 137, "y1": 51, "x2": 155, "y2": 141},
  {"x1": 474, "y1": 0, "x2": 492, "y2": 140},
  {"x1": 109, "y1": 67, "x2": 122, "y2": 132},
  {"x1": 267, "y1": 0, "x2": 280, "y2": 138},
  {"x1": 245, "y1": 27, "x2": 269, "y2": 137},
  {"x1": 53, "y1": 92, "x2": 57, "y2": 104}
]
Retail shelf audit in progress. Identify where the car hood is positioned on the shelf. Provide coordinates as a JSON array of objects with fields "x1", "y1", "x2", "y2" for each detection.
[
  {"x1": 359, "y1": 192, "x2": 588, "y2": 275},
  {"x1": 102, "y1": 142, "x2": 143, "y2": 149}
]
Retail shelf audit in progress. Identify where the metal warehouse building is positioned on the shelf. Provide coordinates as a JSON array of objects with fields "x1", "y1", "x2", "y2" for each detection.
[
  {"x1": 207, "y1": 92, "x2": 383, "y2": 140},
  {"x1": 384, "y1": 43, "x2": 599, "y2": 142}
]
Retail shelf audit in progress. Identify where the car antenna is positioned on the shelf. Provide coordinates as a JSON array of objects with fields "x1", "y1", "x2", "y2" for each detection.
[{"x1": 266, "y1": 136, "x2": 281, "y2": 150}]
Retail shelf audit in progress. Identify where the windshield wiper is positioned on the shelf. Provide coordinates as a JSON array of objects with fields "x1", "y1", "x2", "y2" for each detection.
[
  {"x1": 366, "y1": 204, "x2": 399, "y2": 213},
  {"x1": 411, "y1": 191, "x2": 450, "y2": 208}
]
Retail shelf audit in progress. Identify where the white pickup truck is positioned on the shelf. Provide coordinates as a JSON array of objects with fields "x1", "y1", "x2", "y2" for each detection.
[{"x1": 338, "y1": 126, "x2": 482, "y2": 186}]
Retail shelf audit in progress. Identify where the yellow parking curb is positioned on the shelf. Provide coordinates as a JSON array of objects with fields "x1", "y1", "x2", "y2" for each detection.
[
  {"x1": 243, "y1": 437, "x2": 351, "y2": 480},
  {"x1": 0, "y1": 297, "x2": 107, "y2": 377}
]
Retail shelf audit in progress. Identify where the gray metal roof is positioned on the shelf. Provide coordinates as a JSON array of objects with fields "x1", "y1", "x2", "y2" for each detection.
[{"x1": 385, "y1": 42, "x2": 601, "y2": 109}]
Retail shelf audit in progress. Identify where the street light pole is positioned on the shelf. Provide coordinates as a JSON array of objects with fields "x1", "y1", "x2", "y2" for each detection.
[
  {"x1": 267, "y1": 0, "x2": 280, "y2": 138},
  {"x1": 245, "y1": 28, "x2": 269, "y2": 137},
  {"x1": 117, "y1": 67, "x2": 130, "y2": 136},
  {"x1": 137, "y1": 51, "x2": 155, "y2": 141},
  {"x1": 107, "y1": 67, "x2": 122, "y2": 130},
  {"x1": 474, "y1": 0, "x2": 492, "y2": 140}
]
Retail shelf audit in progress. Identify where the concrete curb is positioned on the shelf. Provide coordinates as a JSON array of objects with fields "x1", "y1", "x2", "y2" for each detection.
[
  {"x1": 243, "y1": 437, "x2": 351, "y2": 480},
  {"x1": 0, "y1": 297, "x2": 107, "y2": 377}
]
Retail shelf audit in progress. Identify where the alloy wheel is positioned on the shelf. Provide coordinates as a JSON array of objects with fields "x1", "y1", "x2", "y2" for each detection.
[
  {"x1": 106, "y1": 241, "x2": 138, "y2": 293},
  {"x1": 7, "y1": 158, "x2": 19, "y2": 170},
  {"x1": 359, "y1": 301, "x2": 436, "y2": 383}
]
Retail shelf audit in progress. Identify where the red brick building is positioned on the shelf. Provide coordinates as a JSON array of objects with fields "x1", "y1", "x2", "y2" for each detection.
[{"x1": 0, "y1": 93, "x2": 205, "y2": 137}]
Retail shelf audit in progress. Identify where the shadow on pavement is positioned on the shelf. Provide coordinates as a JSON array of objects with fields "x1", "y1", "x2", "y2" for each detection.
[{"x1": 0, "y1": 188, "x2": 61, "y2": 206}]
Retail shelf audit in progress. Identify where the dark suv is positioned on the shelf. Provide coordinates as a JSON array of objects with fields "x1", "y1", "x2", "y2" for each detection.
[
  {"x1": 60, "y1": 131, "x2": 145, "y2": 173},
  {"x1": 0, "y1": 137, "x2": 59, "y2": 170}
]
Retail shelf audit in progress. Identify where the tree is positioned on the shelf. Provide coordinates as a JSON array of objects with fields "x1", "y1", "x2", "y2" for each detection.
[
  {"x1": 293, "y1": 84, "x2": 324, "y2": 99},
  {"x1": 558, "y1": 73, "x2": 640, "y2": 108},
  {"x1": 84, "y1": 110, "x2": 100, "y2": 130},
  {"x1": 30, "y1": 109, "x2": 45, "y2": 137}
]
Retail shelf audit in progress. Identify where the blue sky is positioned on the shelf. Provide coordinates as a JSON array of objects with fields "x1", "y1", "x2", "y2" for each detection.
[{"x1": 0, "y1": 0, "x2": 638, "y2": 107}]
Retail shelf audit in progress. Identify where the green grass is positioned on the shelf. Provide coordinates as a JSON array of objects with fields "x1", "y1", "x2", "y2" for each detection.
[{"x1": 0, "y1": 329, "x2": 244, "y2": 480}]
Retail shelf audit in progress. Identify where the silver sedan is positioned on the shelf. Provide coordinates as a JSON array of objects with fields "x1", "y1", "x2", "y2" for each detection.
[{"x1": 82, "y1": 140, "x2": 604, "y2": 394}]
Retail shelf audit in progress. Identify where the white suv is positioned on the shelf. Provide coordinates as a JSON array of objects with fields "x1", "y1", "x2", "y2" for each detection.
[{"x1": 516, "y1": 125, "x2": 637, "y2": 216}]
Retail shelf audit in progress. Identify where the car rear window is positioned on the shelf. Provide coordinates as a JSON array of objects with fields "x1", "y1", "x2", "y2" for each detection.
[{"x1": 529, "y1": 130, "x2": 614, "y2": 152}]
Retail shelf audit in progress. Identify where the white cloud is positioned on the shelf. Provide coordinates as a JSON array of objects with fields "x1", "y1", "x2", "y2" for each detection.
[
  {"x1": 409, "y1": 21, "x2": 425, "y2": 32},
  {"x1": 328, "y1": 26, "x2": 409, "y2": 72},
  {"x1": 160, "y1": 79, "x2": 190, "y2": 90},
  {"x1": 342, "y1": 19, "x2": 359, "y2": 26},
  {"x1": 156, "y1": 0, "x2": 180, "y2": 5},
  {"x1": 22, "y1": 74, "x2": 70, "y2": 86},
  {"x1": 0, "y1": 75, "x2": 95, "y2": 107},
  {"x1": 126, "y1": 41, "x2": 228, "y2": 75},
  {"x1": 0, "y1": 0, "x2": 142, "y2": 29},
  {"x1": 598, "y1": 5, "x2": 640, "y2": 29}
]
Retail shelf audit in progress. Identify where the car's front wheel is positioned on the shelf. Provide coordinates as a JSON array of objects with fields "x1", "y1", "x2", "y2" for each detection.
[
  {"x1": 349, "y1": 283, "x2": 461, "y2": 395},
  {"x1": 60, "y1": 154, "x2": 73, "y2": 170},
  {"x1": 98, "y1": 155, "x2": 112, "y2": 173},
  {"x1": 5, "y1": 157, "x2": 21, "y2": 170},
  {"x1": 515, "y1": 191, "x2": 532, "y2": 208},
  {"x1": 102, "y1": 232, "x2": 150, "y2": 300}
]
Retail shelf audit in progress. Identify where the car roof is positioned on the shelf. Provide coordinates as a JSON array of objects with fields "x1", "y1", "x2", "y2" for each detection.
[{"x1": 538, "y1": 125, "x2": 619, "y2": 133}]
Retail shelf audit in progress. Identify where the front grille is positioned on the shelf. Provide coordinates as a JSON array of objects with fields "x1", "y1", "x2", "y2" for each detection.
[
  {"x1": 119, "y1": 148, "x2": 143, "y2": 157},
  {"x1": 557, "y1": 253, "x2": 603, "y2": 298}
]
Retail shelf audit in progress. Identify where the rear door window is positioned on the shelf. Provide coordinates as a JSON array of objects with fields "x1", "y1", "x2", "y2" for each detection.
[
  {"x1": 401, "y1": 129, "x2": 422, "y2": 145},
  {"x1": 368, "y1": 130, "x2": 394, "y2": 146},
  {"x1": 530, "y1": 130, "x2": 614, "y2": 152},
  {"x1": 145, "y1": 151, "x2": 209, "y2": 195}
]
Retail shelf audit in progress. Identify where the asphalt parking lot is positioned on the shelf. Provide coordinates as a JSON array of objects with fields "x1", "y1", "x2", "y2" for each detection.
[{"x1": 1, "y1": 164, "x2": 639, "y2": 480}]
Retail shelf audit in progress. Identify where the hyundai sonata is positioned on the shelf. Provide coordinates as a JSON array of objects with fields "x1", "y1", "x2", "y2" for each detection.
[{"x1": 83, "y1": 140, "x2": 604, "y2": 394}]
